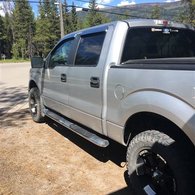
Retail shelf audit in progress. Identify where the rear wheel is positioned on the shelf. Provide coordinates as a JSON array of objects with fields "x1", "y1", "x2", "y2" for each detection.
[
  {"x1": 126, "y1": 130, "x2": 195, "y2": 195},
  {"x1": 29, "y1": 87, "x2": 45, "y2": 123}
]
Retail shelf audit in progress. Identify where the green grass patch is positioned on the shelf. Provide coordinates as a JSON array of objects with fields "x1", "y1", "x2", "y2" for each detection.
[{"x1": 0, "y1": 59, "x2": 30, "y2": 63}]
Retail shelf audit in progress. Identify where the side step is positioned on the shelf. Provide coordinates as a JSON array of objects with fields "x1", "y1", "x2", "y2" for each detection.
[{"x1": 44, "y1": 109, "x2": 109, "y2": 148}]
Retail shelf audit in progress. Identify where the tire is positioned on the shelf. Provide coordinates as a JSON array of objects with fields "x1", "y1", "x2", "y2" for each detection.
[
  {"x1": 126, "y1": 130, "x2": 195, "y2": 195},
  {"x1": 29, "y1": 87, "x2": 45, "y2": 123}
]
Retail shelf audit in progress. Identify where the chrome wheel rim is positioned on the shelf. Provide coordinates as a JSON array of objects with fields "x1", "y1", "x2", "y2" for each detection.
[{"x1": 30, "y1": 95, "x2": 37, "y2": 116}]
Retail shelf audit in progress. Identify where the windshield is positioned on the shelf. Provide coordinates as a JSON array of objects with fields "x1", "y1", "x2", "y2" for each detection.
[{"x1": 121, "y1": 27, "x2": 195, "y2": 63}]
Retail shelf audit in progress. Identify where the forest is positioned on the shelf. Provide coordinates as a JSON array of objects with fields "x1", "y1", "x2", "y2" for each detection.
[{"x1": 0, "y1": 0, "x2": 194, "y2": 59}]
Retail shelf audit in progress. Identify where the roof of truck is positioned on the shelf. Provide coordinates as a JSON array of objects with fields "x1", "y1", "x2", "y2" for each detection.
[
  {"x1": 125, "y1": 19, "x2": 194, "y2": 30},
  {"x1": 61, "y1": 19, "x2": 194, "y2": 42}
]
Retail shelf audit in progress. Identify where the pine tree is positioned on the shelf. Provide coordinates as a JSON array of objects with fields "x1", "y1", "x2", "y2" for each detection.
[
  {"x1": 4, "y1": 13, "x2": 13, "y2": 59},
  {"x1": 34, "y1": 0, "x2": 49, "y2": 56},
  {"x1": 117, "y1": 11, "x2": 130, "y2": 20},
  {"x1": 151, "y1": 6, "x2": 161, "y2": 19},
  {"x1": 181, "y1": 0, "x2": 195, "y2": 25},
  {"x1": 85, "y1": 0, "x2": 109, "y2": 27},
  {"x1": 0, "y1": 0, "x2": 14, "y2": 59},
  {"x1": 34, "y1": 0, "x2": 60, "y2": 57},
  {"x1": 63, "y1": 0, "x2": 71, "y2": 34},
  {"x1": 0, "y1": 15, "x2": 6, "y2": 59},
  {"x1": 12, "y1": 0, "x2": 35, "y2": 59},
  {"x1": 50, "y1": 0, "x2": 60, "y2": 37},
  {"x1": 70, "y1": 2, "x2": 78, "y2": 32}
]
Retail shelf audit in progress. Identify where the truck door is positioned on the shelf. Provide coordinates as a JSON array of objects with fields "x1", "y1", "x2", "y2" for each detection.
[
  {"x1": 68, "y1": 31, "x2": 107, "y2": 133},
  {"x1": 42, "y1": 38, "x2": 74, "y2": 117}
]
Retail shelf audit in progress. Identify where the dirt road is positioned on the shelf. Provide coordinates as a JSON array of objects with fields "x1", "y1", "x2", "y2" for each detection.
[
  {"x1": 0, "y1": 63, "x2": 133, "y2": 195},
  {"x1": 0, "y1": 62, "x2": 29, "y2": 115}
]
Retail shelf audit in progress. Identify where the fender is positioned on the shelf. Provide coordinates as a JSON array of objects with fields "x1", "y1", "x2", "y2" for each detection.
[
  {"x1": 29, "y1": 68, "x2": 44, "y2": 93},
  {"x1": 107, "y1": 90, "x2": 195, "y2": 145}
]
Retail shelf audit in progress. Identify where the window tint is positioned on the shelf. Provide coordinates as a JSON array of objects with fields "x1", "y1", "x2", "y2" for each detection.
[
  {"x1": 121, "y1": 27, "x2": 195, "y2": 63},
  {"x1": 50, "y1": 39, "x2": 73, "y2": 67},
  {"x1": 75, "y1": 32, "x2": 106, "y2": 66}
]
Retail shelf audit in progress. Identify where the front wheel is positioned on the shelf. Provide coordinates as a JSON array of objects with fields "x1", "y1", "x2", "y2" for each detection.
[
  {"x1": 29, "y1": 87, "x2": 45, "y2": 123},
  {"x1": 126, "y1": 130, "x2": 195, "y2": 195}
]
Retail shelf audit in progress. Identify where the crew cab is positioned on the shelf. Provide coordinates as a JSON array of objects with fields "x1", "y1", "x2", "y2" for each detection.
[{"x1": 29, "y1": 19, "x2": 195, "y2": 195}]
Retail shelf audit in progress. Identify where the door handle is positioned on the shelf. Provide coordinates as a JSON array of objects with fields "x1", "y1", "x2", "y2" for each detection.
[
  {"x1": 90, "y1": 77, "x2": 100, "y2": 88},
  {"x1": 61, "y1": 74, "x2": 67, "y2": 82}
]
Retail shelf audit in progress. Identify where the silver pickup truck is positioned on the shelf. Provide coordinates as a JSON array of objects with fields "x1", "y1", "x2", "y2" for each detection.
[{"x1": 29, "y1": 19, "x2": 195, "y2": 195}]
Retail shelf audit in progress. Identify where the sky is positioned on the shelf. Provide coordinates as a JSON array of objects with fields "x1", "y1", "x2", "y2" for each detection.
[
  {"x1": 0, "y1": 0, "x2": 180, "y2": 17},
  {"x1": 31, "y1": 0, "x2": 181, "y2": 15}
]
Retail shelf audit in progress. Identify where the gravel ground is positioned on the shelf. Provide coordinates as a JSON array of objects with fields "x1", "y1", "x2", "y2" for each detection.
[{"x1": 0, "y1": 108, "x2": 135, "y2": 195}]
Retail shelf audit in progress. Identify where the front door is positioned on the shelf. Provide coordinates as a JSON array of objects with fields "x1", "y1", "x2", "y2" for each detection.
[{"x1": 42, "y1": 38, "x2": 74, "y2": 117}]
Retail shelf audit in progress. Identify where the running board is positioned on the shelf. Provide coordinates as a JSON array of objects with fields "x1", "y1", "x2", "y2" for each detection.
[{"x1": 44, "y1": 109, "x2": 109, "y2": 148}]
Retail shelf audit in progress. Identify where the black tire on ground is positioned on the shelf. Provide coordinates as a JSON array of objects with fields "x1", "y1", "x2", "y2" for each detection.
[
  {"x1": 126, "y1": 130, "x2": 195, "y2": 195},
  {"x1": 29, "y1": 87, "x2": 45, "y2": 123}
]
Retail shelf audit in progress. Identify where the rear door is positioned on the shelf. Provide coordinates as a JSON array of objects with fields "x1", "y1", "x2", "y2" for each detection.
[{"x1": 68, "y1": 30, "x2": 107, "y2": 133}]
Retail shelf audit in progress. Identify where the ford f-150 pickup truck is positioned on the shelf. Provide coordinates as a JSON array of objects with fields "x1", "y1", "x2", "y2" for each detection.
[{"x1": 29, "y1": 19, "x2": 195, "y2": 195}]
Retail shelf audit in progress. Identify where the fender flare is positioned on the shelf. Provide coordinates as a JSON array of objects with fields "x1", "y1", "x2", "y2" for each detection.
[{"x1": 121, "y1": 91, "x2": 195, "y2": 145}]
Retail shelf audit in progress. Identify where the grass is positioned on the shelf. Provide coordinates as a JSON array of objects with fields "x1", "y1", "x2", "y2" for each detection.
[{"x1": 0, "y1": 59, "x2": 30, "y2": 63}]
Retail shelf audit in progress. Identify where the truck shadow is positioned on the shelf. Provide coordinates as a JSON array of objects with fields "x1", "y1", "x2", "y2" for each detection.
[
  {"x1": 46, "y1": 119, "x2": 137, "y2": 195},
  {"x1": 107, "y1": 171, "x2": 136, "y2": 195},
  {"x1": 46, "y1": 118, "x2": 126, "y2": 165}
]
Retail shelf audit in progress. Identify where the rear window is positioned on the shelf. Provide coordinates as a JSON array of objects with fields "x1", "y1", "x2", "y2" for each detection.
[{"x1": 121, "y1": 27, "x2": 195, "y2": 63}]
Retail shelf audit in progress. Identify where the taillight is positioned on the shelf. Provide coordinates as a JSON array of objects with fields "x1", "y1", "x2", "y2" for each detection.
[{"x1": 163, "y1": 20, "x2": 168, "y2": 26}]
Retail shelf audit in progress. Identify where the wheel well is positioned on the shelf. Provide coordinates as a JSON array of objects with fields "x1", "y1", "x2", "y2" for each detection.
[
  {"x1": 124, "y1": 112, "x2": 194, "y2": 150},
  {"x1": 29, "y1": 80, "x2": 38, "y2": 91}
]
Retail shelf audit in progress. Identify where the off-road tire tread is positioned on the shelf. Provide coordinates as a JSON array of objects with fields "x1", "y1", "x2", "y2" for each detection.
[{"x1": 126, "y1": 130, "x2": 195, "y2": 195}]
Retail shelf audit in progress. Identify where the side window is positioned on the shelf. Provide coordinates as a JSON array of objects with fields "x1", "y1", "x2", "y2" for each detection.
[
  {"x1": 75, "y1": 32, "x2": 106, "y2": 66},
  {"x1": 49, "y1": 39, "x2": 73, "y2": 67}
]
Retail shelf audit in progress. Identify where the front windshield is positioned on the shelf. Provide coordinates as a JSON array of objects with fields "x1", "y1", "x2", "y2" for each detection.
[{"x1": 121, "y1": 27, "x2": 195, "y2": 63}]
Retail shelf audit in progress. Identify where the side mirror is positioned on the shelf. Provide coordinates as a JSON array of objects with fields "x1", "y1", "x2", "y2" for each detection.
[{"x1": 31, "y1": 56, "x2": 44, "y2": 68}]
